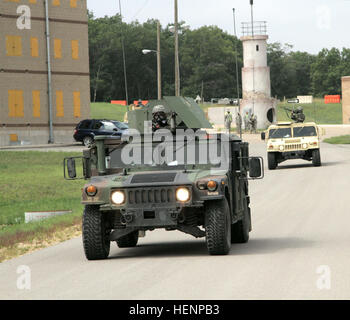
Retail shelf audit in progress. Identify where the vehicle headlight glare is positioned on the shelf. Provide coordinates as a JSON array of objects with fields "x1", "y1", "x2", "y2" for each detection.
[
  {"x1": 111, "y1": 191, "x2": 125, "y2": 205},
  {"x1": 303, "y1": 143, "x2": 308, "y2": 149},
  {"x1": 279, "y1": 145, "x2": 284, "y2": 151},
  {"x1": 176, "y1": 188, "x2": 190, "y2": 202}
]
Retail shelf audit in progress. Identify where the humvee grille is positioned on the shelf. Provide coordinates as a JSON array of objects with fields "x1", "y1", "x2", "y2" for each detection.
[
  {"x1": 127, "y1": 187, "x2": 175, "y2": 205},
  {"x1": 131, "y1": 173, "x2": 177, "y2": 184},
  {"x1": 284, "y1": 144, "x2": 302, "y2": 151}
]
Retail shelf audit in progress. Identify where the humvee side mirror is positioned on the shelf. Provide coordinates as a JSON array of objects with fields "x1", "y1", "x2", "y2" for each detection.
[
  {"x1": 248, "y1": 157, "x2": 264, "y2": 179},
  {"x1": 67, "y1": 158, "x2": 76, "y2": 179},
  {"x1": 64, "y1": 157, "x2": 87, "y2": 180},
  {"x1": 261, "y1": 132, "x2": 266, "y2": 141}
]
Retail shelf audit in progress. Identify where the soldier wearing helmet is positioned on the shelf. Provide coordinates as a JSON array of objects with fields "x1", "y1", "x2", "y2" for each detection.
[
  {"x1": 291, "y1": 106, "x2": 305, "y2": 123},
  {"x1": 152, "y1": 105, "x2": 170, "y2": 131}
]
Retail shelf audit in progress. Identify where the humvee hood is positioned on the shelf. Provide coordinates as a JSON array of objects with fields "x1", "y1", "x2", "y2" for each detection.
[{"x1": 87, "y1": 169, "x2": 228, "y2": 189}]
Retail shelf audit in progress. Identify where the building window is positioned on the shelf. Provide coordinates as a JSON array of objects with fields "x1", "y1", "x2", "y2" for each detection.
[
  {"x1": 8, "y1": 90, "x2": 24, "y2": 118},
  {"x1": 31, "y1": 37, "x2": 39, "y2": 57},
  {"x1": 6, "y1": 36, "x2": 22, "y2": 56},
  {"x1": 56, "y1": 91, "x2": 64, "y2": 117},
  {"x1": 54, "y1": 39, "x2": 62, "y2": 59},
  {"x1": 73, "y1": 92, "x2": 81, "y2": 117},
  {"x1": 71, "y1": 40, "x2": 79, "y2": 60},
  {"x1": 32, "y1": 91, "x2": 41, "y2": 118},
  {"x1": 70, "y1": 0, "x2": 77, "y2": 8},
  {"x1": 52, "y1": 0, "x2": 60, "y2": 6}
]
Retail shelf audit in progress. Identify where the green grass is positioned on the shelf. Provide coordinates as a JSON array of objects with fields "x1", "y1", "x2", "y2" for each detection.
[
  {"x1": 276, "y1": 99, "x2": 342, "y2": 124},
  {"x1": 324, "y1": 135, "x2": 350, "y2": 144},
  {"x1": 91, "y1": 102, "x2": 128, "y2": 121},
  {"x1": 0, "y1": 151, "x2": 85, "y2": 232}
]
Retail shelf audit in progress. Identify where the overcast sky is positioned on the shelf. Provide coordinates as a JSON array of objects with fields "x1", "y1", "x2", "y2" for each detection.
[{"x1": 87, "y1": 0, "x2": 350, "y2": 54}]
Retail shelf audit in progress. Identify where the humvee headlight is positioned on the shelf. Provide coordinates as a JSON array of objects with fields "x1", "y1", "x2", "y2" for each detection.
[
  {"x1": 207, "y1": 180, "x2": 217, "y2": 191},
  {"x1": 111, "y1": 191, "x2": 125, "y2": 205},
  {"x1": 303, "y1": 143, "x2": 308, "y2": 149},
  {"x1": 279, "y1": 145, "x2": 284, "y2": 151},
  {"x1": 176, "y1": 188, "x2": 190, "y2": 202}
]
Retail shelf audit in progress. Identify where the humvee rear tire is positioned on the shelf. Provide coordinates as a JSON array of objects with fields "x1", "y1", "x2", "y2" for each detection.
[
  {"x1": 116, "y1": 231, "x2": 139, "y2": 248},
  {"x1": 312, "y1": 149, "x2": 321, "y2": 167},
  {"x1": 82, "y1": 205, "x2": 110, "y2": 260},
  {"x1": 205, "y1": 199, "x2": 231, "y2": 255},
  {"x1": 268, "y1": 152, "x2": 277, "y2": 170},
  {"x1": 231, "y1": 198, "x2": 250, "y2": 243}
]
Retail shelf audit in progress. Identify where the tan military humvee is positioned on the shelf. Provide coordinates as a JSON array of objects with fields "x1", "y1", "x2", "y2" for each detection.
[{"x1": 261, "y1": 121, "x2": 322, "y2": 170}]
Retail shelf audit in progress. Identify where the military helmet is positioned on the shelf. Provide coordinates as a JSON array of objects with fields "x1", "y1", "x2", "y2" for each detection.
[
  {"x1": 297, "y1": 106, "x2": 303, "y2": 112},
  {"x1": 152, "y1": 105, "x2": 166, "y2": 114}
]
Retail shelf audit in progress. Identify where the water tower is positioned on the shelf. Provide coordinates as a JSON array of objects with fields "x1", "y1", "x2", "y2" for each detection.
[{"x1": 240, "y1": 9, "x2": 277, "y2": 129}]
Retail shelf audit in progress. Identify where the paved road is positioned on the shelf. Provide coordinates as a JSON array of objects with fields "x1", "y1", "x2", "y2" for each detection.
[{"x1": 1, "y1": 142, "x2": 350, "y2": 300}]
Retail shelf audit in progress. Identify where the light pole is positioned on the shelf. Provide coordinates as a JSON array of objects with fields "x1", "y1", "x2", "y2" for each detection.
[
  {"x1": 142, "y1": 21, "x2": 162, "y2": 100},
  {"x1": 233, "y1": 9, "x2": 240, "y2": 107}
]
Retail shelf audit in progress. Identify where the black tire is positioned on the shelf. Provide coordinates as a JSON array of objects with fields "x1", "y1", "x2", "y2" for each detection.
[
  {"x1": 231, "y1": 198, "x2": 250, "y2": 243},
  {"x1": 268, "y1": 152, "x2": 277, "y2": 170},
  {"x1": 205, "y1": 198, "x2": 231, "y2": 255},
  {"x1": 312, "y1": 149, "x2": 321, "y2": 167},
  {"x1": 82, "y1": 205, "x2": 110, "y2": 260},
  {"x1": 83, "y1": 136, "x2": 94, "y2": 148},
  {"x1": 116, "y1": 231, "x2": 139, "y2": 248}
]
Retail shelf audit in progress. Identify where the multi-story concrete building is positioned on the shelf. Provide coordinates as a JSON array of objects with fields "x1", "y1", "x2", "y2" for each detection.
[{"x1": 0, "y1": 0, "x2": 90, "y2": 146}]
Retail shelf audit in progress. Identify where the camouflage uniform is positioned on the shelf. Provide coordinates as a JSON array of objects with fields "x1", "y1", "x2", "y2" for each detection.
[
  {"x1": 249, "y1": 114, "x2": 257, "y2": 134},
  {"x1": 224, "y1": 112, "x2": 233, "y2": 131},
  {"x1": 235, "y1": 112, "x2": 242, "y2": 136},
  {"x1": 244, "y1": 112, "x2": 250, "y2": 132}
]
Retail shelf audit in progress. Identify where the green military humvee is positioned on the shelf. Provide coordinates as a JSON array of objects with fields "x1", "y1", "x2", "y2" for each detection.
[{"x1": 64, "y1": 97, "x2": 263, "y2": 260}]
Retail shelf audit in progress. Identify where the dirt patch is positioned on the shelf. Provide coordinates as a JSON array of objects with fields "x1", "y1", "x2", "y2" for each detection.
[{"x1": 0, "y1": 223, "x2": 82, "y2": 263}]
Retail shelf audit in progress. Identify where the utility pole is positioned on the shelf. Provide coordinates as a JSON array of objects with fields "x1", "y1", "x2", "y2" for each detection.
[
  {"x1": 157, "y1": 21, "x2": 162, "y2": 100},
  {"x1": 174, "y1": 0, "x2": 180, "y2": 96},
  {"x1": 250, "y1": 0, "x2": 255, "y2": 115},
  {"x1": 119, "y1": 0, "x2": 129, "y2": 110}
]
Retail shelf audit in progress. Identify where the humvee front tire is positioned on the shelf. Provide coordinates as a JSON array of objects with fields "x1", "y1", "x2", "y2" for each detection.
[
  {"x1": 116, "y1": 231, "x2": 139, "y2": 248},
  {"x1": 312, "y1": 149, "x2": 321, "y2": 167},
  {"x1": 205, "y1": 199, "x2": 231, "y2": 255},
  {"x1": 268, "y1": 152, "x2": 277, "y2": 170},
  {"x1": 231, "y1": 198, "x2": 250, "y2": 243},
  {"x1": 82, "y1": 205, "x2": 110, "y2": 260}
]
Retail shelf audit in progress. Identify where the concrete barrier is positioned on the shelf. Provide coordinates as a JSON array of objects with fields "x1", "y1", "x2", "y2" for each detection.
[{"x1": 25, "y1": 211, "x2": 72, "y2": 223}]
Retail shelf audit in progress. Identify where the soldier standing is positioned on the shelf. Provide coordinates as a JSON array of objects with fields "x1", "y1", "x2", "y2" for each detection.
[
  {"x1": 249, "y1": 114, "x2": 257, "y2": 134},
  {"x1": 235, "y1": 112, "x2": 242, "y2": 137},
  {"x1": 224, "y1": 111, "x2": 233, "y2": 131},
  {"x1": 244, "y1": 112, "x2": 250, "y2": 132}
]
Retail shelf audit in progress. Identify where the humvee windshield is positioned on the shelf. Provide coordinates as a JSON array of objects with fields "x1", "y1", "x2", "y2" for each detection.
[
  {"x1": 268, "y1": 128, "x2": 292, "y2": 139},
  {"x1": 107, "y1": 139, "x2": 229, "y2": 171},
  {"x1": 293, "y1": 126, "x2": 317, "y2": 137}
]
